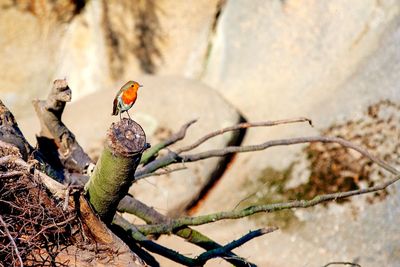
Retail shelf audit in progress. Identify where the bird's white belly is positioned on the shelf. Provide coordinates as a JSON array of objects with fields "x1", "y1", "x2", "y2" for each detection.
[{"x1": 117, "y1": 95, "x2": 134, "y2": 112}]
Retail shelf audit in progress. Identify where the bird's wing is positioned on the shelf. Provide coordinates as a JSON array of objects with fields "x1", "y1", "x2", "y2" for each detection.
[{"x1": 112, "y1": 97, "x2": 118, "y2": 115}]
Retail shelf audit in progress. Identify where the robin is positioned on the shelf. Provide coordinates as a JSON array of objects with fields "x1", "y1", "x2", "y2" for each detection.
[{"x1": 112, "y1": 81, "x2": 142, "y2": 120}]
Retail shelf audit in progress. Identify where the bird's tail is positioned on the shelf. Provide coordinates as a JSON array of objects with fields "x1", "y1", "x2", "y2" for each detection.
[{"x1": 112, "y1": 98, "x2": 118, "y2": 115}]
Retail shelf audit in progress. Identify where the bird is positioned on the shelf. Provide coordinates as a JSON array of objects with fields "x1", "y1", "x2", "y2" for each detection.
[{"x1": 112, "y1": 81, "x2": 142, "y2": 120}]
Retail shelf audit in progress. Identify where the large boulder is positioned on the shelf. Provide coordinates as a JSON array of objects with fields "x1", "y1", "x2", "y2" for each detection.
[
  {"x1": 198, "y1": 0, "x2": 400, "y2": 208},
  {"x1": 203, "y1": 0, "x2": 399, "y2": 122},
  {"x1": 193, "y1": 1, "x2": 400, "y2": 266}
]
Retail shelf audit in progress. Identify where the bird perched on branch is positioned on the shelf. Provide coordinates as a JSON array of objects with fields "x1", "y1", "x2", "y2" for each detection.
[{"x1": 112, "y1": 81, "x2": 142, "y2": 120}]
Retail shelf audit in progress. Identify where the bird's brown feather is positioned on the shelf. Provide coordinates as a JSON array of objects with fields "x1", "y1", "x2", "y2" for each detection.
[{"x1": 112, "y1": 97, "x2": 118, "y2": 115}]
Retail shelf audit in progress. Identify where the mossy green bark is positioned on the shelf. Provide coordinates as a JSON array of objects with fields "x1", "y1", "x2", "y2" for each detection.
[
  {"x1": 85, "y1": 119, "x2": 146, "y2": 224},
  {"x1": 85, "y1": 146, "x2": 141, "y2": 223}
]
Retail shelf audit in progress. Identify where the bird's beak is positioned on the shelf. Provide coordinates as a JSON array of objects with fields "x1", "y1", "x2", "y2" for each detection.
[{"x1": 139, "y1": 84, "x2": 143, "y2": 88}]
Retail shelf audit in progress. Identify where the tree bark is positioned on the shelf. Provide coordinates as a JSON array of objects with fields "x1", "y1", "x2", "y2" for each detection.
[
  {"x1": 33, "y1": 79, "x2": 93, "y2": 174},
  {"x1": 85, "y1": 118, "x2": 146, "y2": 224}
]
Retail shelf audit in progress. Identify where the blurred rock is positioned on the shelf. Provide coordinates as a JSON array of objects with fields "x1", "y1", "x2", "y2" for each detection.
[
  {"x1": 102, "y1": 0, "x2": 220, "y2": 78},
  {"x1": 55, "y1": 0, "x2": 113, "y2": 103},
  {"x1": 1, "y1": 0, "x2": 220, "y2": 117},
  {"x1": 0, "y1": 0, "x2": 73, "y2": 117},
  {"x1": 196, "y1": 1, "x2": 400, "y2": 266},
  {"x1": 203, "y1": 0, "x2": 399, "y2": 122}
]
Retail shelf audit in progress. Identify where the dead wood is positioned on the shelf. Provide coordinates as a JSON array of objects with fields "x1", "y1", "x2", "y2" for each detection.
[
  {"x1": 33, "y1": 79, "x2": 93, "y2": 175},
  {"x1": 0, "y1": 141, "x2": 146, "y2": 267}
]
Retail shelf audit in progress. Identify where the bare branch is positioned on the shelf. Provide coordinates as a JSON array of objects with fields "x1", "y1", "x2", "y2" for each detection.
[
  {"x1": 117, "y1": 196, "x2": 256, "y2": 267},
  {"x1": 135, "y1": 172, "x2": 399, "y2": 235},
  {"x1": 181, "y1": 136, "x2": 398, "y2": 175},
  {"x1": 135, "y1": 135, "x2": 398, "y2": 178},
  {"x1": 196, "y1": 227, "x2": 278, "y2": 263},
  {"x1": 114, "y1": 215, "x2": 264, "y2": 266},
  {"x1": 140, "y1": 119, "x2": 197, "y2": 165},
  {"x1": 33, "y1": 79, "x2": 93, "y2": 174},
  {"x1": 0, "y1": 171, "x2": 25, "y2": 179},
  {"x1": 113, "y1": 215, "x2": 197, "y2": 266},
  {"x1": 0, "y1": 215, "x2": 23, "y2": 267},
  {"x1": 177, "y1": 117, "x2": 312, "y2": 153},
  {"x1": 134, "y1": 166, "x2": 187, "y2": 180},
  {"x1": 322, "y1": 262, "x2": 361, "y2": 267}
]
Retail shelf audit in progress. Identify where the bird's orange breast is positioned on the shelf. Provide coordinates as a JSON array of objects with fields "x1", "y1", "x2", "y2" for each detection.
[{"x1": 121, "y1": 87, "x2": 137, "y2": 104}]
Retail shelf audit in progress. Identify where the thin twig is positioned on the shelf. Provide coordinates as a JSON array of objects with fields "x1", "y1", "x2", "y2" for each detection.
[
  {"x1": 28, "y1": 216, "x2": 76, "y2": 242},
  {"x1": 177, "y1": 117, "x2": 312, "y2": 153},
  {"x1": 63, "y1": 186, "x2": 71, "y2": 211},
  {"x1": 0, "y1": 171, "x2": 25, "y2": 178},
  {"x1": 134, "y1": 166, "x2": 187, "y2": 180},
  {"x1": 140, "y1": 119, "x2": 197, "y2": 165},
  {"x1": 322, "y1": 262, "x2": 361, "y2": 267},
  {"x1": 135, "y1": 172, "x2": 400, "y2": 235},
  {"x1": 0, "y1": 215, "x2": 23, "y2": 267},
  {"x1": 196, "y1": 227, "x2": 278, "y2": 263}
]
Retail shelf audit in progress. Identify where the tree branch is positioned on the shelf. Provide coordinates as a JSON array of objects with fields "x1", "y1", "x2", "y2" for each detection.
[
  {"x1": 0, "y1": 150, "x2": 145, "y2": 266},
  {"x1": 0, "y1": 215, "x2": 23, "y2": 267},
  {"x1": 0, "y1": 100, "x2": 64, "y2": 181},
  {"x1": 33, "y1": 79, "x2": 93, "y2": 174},
  {"x1": 196, "y1": 227, "x2": 278, "y2": 264},
  {"x1": 322, "y1": 262, "x2": 361, "y2": 267},
  {"x1": 117, "y1": 196, "x2": 256, "y2": 267},
  {"x1": 176, "y1": 117, "x2": 312, "y2": 153},
  {"x1": 181, "y1": 136, "x2": 397, "y2": 174},
  {"x1": 140, "y1": 119, "x2": 197, "y2": 165},
  {"x1": 114, "y1": 215, "x2": 270, "y2": 266},
  {"x1": 0, "y1": 170, "x2": 25, "y2": 179},
  {"x1": 113, "y1": 215, "x2": 197, "y2": 266},
  {"x1": 134, "y1": 166, "x2": 187, "y2": 180},
  {"x1": 135, "y1": 171, "x2": 399, "y2": 235},
  {"x1": 135, "y1": 135, "x2": 398, "y2": 178}
]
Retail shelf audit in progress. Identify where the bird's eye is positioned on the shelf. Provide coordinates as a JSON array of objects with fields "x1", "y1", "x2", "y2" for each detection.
[{"x1": 131, "y1": 84, "x2": 134, "y2": 87}]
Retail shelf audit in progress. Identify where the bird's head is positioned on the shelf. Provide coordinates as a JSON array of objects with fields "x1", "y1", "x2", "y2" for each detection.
[{"x1": 122, "y1": 80, "x2": 143, "y2": 91}]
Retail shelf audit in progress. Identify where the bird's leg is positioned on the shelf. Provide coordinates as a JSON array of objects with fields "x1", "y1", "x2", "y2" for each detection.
[
  {"x1": 126, "y1": 110, "x2": 132, "y2": 122},
  {"x1": 119, "y1": 112, "x2": 122, "y2": 121}
]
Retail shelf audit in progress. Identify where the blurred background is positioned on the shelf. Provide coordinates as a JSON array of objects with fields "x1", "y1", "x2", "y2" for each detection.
[{"x1": 1, "y1": 0, "x2": 400, "y2": 266}]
